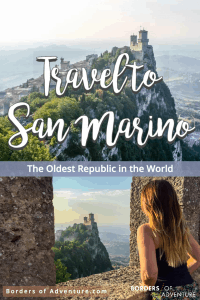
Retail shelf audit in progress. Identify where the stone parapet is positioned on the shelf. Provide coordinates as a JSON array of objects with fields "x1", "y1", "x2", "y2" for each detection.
[{"x1": 55, "y1": 266, "x2": 200, "y2": 299}]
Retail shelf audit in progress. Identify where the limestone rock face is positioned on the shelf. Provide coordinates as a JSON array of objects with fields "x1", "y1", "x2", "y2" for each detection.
[
  {"x1": 85, "y1": 223, "x2": 113, "y2": 274},
  {"x1": 0, "y1": 177, "x2": 56, "y2": 299},
  {"x1": 55, "y1": 44, "x2": 181, "y2": 161}
]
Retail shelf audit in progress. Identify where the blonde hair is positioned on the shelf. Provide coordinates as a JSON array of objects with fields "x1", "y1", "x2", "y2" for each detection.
[{"x1": 141, "y1": 180, "x2": 191, "y2": 267}]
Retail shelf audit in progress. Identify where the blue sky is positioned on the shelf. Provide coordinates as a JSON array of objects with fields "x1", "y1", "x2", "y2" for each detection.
[{"x1": 53, "y1": 177, "x2": 132, "y2": 191}]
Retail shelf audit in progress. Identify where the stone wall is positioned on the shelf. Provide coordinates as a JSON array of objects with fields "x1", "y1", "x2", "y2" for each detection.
[
  {"x1": 130, "y1": 43, "x2": 143, "y2": 52},
  {"x1": 130, "y1": 177, "x2": 200, "y2": 268},
  {"x1": 0, "y1": 177, "x2": 56, "y2": 299}
]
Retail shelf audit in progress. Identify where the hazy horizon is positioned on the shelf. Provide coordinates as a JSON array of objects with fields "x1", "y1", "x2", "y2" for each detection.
[
  {"x1": 1, "y1": 40, "x2": 200, "y2": 92},
  {"x1": 2, "y1": 0, "x2": 200, "y2": 48},
  {"x1": 1, "y1": 40, "x2": 200, "y2": 53},
  {"x1": 53, "y1": 177, "x2": 132, "y2": 226}
]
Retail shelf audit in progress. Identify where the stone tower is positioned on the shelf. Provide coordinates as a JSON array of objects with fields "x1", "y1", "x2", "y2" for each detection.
[
  {"x1": 84, "y1": 213, "x2": 95, "y2": 230},
  {"x1": 89, "y1": 213, "x2": 95, "y2": 223},
  {"x1": 130, "y1": 177, "x2": 200, "y2": 268},
  {"x1": 130, "y1": 34, "x2": 137, "y2": 47},
  {"x1": 138, "y1": 29, "x2": 149, "y2": 49},
  {"x1": 60, "y1": 57, "x2": 70, "y2": 70},
  {"x1": 130, "y1": 29, "x2": 149, "y2": 53}
]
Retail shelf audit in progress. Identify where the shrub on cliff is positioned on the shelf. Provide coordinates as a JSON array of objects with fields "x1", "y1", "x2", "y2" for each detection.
[
  {"x1": 52, "y1": 223, "x2": 113, "y2": 280},
  {"x1": 53, "y1": 240, "x2": 93, "y2": 279},
  {"x1": 55, "y1": 259, "x2": 71, "y2": 283},
  {"x1": 0, "y1": 121, "x2": 54, "y2": 161}
]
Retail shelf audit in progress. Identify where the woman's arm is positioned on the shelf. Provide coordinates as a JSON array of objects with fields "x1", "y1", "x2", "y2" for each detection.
[
  {"x1": 137, "y1": 224, "x2": 158, "y2": 286},
  {"x1": 187, "y1": 233, "x2": 200, "y2": 274}
]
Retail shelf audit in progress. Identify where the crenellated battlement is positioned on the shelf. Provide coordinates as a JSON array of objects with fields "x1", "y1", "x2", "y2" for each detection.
[
  {"x1": 84, "y1": 213, "x2": 95, "y2": 228},
  {"x1": 130, "y1": 29, "x2": 149, "y2": 52}
]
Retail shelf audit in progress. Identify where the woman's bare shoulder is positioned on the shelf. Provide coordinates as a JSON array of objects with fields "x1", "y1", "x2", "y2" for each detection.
[
  {"x1": 137, "y1": 223, "x2": 152, "y2": 234},
  {"x1": 137, "y1": 223, "x2": 153, "y2": 240},
  {"x1": 137, "y1": 224, "x2": 160, "y2": 248}
]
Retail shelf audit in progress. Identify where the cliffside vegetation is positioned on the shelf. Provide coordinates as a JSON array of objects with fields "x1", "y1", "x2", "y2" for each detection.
[
  {"x1": 0, "y1": 114, "x2": 53, "y2": 161},
  {"x1": 52, "y1": 224, "x2": 113, "y2": 281},
  {"x1": 0, "y1": 47, "x2": 199, "y2": 161},
  {"x1": 55, "y1": 259, "x2": 71, "y2": 284}
]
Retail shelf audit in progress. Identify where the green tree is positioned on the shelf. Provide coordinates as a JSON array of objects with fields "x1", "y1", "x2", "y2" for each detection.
[
  {"x1": 55, "y1": 259, "x2": 71, "y2": 283},
  {"x1": 0, "y1": 124, "x2": 54, "y2": 161},
  {"x1": 33, "y1": 97, "x2": 83, "y2": 126}
]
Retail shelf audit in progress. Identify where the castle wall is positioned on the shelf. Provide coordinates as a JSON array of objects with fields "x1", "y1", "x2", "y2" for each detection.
[
  {"x1": 0, "y1": 177, "x2": 56, "y2": 299},
  {"x1": 130, "y1": 43, "x2": 143, "y2": 52},
  {"x1": 84, "y1": 222, "x2": 93, "y2": 231},
  {"x1": 60, "y1": 62, "x2": 70, "y2": 70},
  {"x1": 84, "y1": 220, "x2": 92, "y2": 225},
  {"x1": 139, "y1": 41, "x2": 148, "y2": 48},
  {"x1": 130, "y1": 177, "x2": 200, "y2": 268}
]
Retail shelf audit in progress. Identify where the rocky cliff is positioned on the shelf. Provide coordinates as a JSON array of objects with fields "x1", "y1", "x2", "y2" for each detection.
[
  {"x1": 53, "y1": 223, "x2": 113, "y2": 279},
  {"x1": 55, "y1": 45, "x2": 182, "y2": 161},
  {"x1": 4, "y1": 42, "x2": 197, "y2": 161}
]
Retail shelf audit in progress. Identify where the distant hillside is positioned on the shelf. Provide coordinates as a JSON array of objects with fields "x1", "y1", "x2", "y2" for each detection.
[
  {"x1": 2, "y1": 45, "x2": 200, "y2": 91},
  {"x1": 99, "y1": 232, "x2": 130, "y2": 267},
  {"x1": 0, "y1": 45, "x2": 96, "y2": 91},
  {"x1": 156, "y1": 55, "x2": 200, "y2": 73},
  {"x1": 99, "y1": 232, "x2": 129, "y2": 243},
  {"x1": 98, "y1": 225, "x2": 130, "y2": 235},
  {"x1": 2, "y1": 44, "x2": 200, "y2": 161}
]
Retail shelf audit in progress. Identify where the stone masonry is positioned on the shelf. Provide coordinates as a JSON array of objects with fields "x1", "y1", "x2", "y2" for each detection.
[
  {"x1": 0, "y1": 177, "x2": 56, "y2": 300},
  {"x1": 130, "y1": 177, "x2": 200, "y2": 268}
]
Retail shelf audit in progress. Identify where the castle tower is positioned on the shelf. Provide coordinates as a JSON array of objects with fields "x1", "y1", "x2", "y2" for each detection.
[
  {"x1": 83, "y1": 213, "x2": 95, "y2": 230},
  {"x1": 60, "y1": 57, "x2": 70, "y2": 70},
  {"x1": 130, "y1": 29, "x2": 149, "y2": 54},
  {"x1": 138, "y1": 29, "x2": 149, "y2": 49},
  {"x1": 89, "y1": 213, "x2": 94, "y2": 223},
  {"x1": 130, "y1": 34, "x2": 137, "y2": 47}
]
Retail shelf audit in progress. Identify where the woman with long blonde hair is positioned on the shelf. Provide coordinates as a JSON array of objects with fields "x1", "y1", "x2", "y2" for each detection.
[{"x1": 137, "y1": 180, "x2": 200, "y2": 299}]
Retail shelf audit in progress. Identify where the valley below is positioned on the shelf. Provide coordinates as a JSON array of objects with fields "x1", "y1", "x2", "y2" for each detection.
[
  {"x1": 99, "y1": 230, "x2": 130, "y2": 268},
  {"x1": 156, "y1": 54, "x2": 200, "y2": 147}
]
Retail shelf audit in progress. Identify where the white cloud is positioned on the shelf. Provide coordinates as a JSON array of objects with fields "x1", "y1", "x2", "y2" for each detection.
[
  {"x1": 53, "y1": 188, "x2": 131, "y2": 225},
  {"x1": 54, "y1": 190, "x2": 76, "y2": 198}
]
